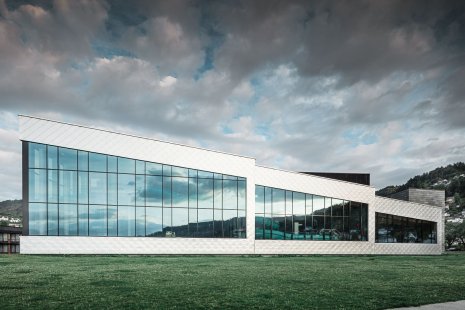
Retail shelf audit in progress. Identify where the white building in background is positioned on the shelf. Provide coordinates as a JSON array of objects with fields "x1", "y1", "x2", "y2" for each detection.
[{"x1": 19, "y1": 115, "x2": 443, "y2": 255}]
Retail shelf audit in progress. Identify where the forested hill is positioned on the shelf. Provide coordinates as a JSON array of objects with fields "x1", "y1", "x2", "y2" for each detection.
[
  {"x1": 376, "y1": 162, "x2": 465, "y2": 199},
  {"x1": 0, "y1": 199, "x2": 22, "y2": 218}
]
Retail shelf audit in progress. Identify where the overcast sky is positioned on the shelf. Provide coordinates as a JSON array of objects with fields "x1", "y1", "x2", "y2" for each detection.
[{"x1": 1, "y1": 0, "x2": 465, "y2": 201}]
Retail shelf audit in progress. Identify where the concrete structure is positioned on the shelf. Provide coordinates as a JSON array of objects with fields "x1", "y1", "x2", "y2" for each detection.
[{"x1": 19, "y1": 115, "x2": 443, "y2": 255}]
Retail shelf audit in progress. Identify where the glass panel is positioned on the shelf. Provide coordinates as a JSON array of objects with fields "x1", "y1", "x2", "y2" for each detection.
[
  {"x1": 361, "y1": 203, "x2": 368, "y2": 241},
  {"x1": 163, "y1": 207, "x2": 172, "y2": 236},
  {"x1": 223, "y1": 175, "x2": 237, "y2": 180},
  {"x1": 29, "y1": 143, "x2": 46, "y2": 168},
  {"x1": 163, "y1": 176, "x2": 172, "y2": 207},
  {"x1": 136, "y1": 207, "x2": 145, "y2": 237},
  {"x1": 309, "y1": 216, "x2": 325, "y2": 240},
  {"x1": 331, "y1": 217, "x2": 344, "y2": 240},
  {"x1": 188, "y1": 178, "x2": 197, "y2": 209},
  {"x1": 312, "y1": 195, "x2": 325, "y2": 216},
  {"x1": 349, "y1": 202, "x2": 362, "y2": 241},
  {"x1": 29, "y1": 169, "x2": 47, "y2": 202},
  {"x1": 198, "y1": 208, "x2": 213, "y2": 237},
  {"x1": 172, "y1": 208, "x2": 189, "y2": 237},
  {"x1": 78, "y1": 172, "x2": 88, "y2": 204},
  {"x1": 223, "y1": 180, "x2": 238, "y2": 210},
  {"x1": 108, "y1": 156, "x2": 117, "y2": 173},
  {"x1": 306, "y1": 194, "x2": 313, "y2": 216},
  {"x1": 172, "y1": 166, "x2": 188, "y2": 177},
  {"x1": 272, "y1": 189, "x2": 285, "y2": 215},
  {"x1": 271, "y1": 215, "x2": 285, "y2": 240},
  {"x1": 89, "y1": 172, "x2": 107, "y2": 205},
  {"x1": 78, "y1": 205, "x2": 89, "y2": 236},
  {"x1": 59, "y1": 148, "x2": 77, "y2": 170},
  {"x1": 198, "y1": 170, "x2": 213, "y2": 178},
  {"x1": 118, "y1": 157, "x2": 135, "y2": 174},
  {"x1": 89, "y1": 205, "x2": 107, "y2": 236},
  {"x1": 146, "y1": 207, "x2": 163, "y2": 237},
  {"x1": 48, "y1": 203, "x2": 58, "y2": 236},
  {"x1": 29, "y1": 203, "x2": 47, "y2": 235},
  {"x1": 238, "y1": 180, "x2": 246, "y2": 210},
  {"x1": 332, "y1": 199, "x2": 344, "y2": 216},
  {"x1": 162, "y1": 165, "x2": 172, "y2": 176},
  {"x1": 89, "y1": 153, "x2": 107, "y2": 172},
  {"x1": 214, "y1": 179, "x2": 222, "y2": 209},
  {"x1": 59, "y1": 170, "x2": 77, "y2": 203},
  {"x1": 59, "y1": 204, "x2": 77, "y2": 236},
  {"x1": 293, "y1": 215, "x2": 305, "y2": 239},
  {"x1": 136, "y1": 160, "x2": 145, "y2": 174},
  {"x1": 146, "y1": 162, "x2": 162, "y2": 175},
  {"x1": 198, "y1": 178, "x2": 213, "y2": 209},
  {"x1": 285, "y1": 191, "x2": 293, "y2": 216},
  {"x1": 118, "y1": 174, "x2": 135, "y2": 206},
  {"x1": 118, "y1": 206, "x2": 135, "y2": 236},
  {"x1": 47, "y1": 146, "x2": 58, "y2": 169},
  {"x1": 108, "y1": 173, "x2": 117, "y2": 205},
  {"x1": 293, "y1": 192, "x2": 305, "y2": 216},
  {"x1": 285, "y1": 215, "x2": 293, "y2": 239},
  {"x1": 172, "y1": 177, "x2": 189, "y2": 208},
  {"x1": 255, "y1": 186, "x2": 264, "y2": 214},
  {"x1": 264, "y1": 186, "x2": 272, "y2": 215},
  {"x1": 263, "y1": 214, "x2": 279, "y2": 239},
  {"x1": 108, "y1": 206, "x2": 118, "y2": 236},
  {"x1": 224, "y1": 209, "x2": 237, "y2": 238},
  {"x1": 188, "y1": 169, "x2": 198, "y2": 178},
  {"x1": 78, "y1": 151, "x2": 88, "y2": 171},
  {"x1": 146, "y1": 175, "x2": 162, "y2": 206},
  {"x1": 214, "y1": 208, "x2": 223, "y2": 237},
  {"x1": 189, "y1": 208, "x2": 197, "y2": 237},
  {"x1": 255, "y1": 214, "x2": 264, "y2": 239},
  {"x1": 136, "y1": 175, "x2": 145, "y2": 206},
  {"x1": 48, "y1": 170, "x2": 58, "y2": 203}
]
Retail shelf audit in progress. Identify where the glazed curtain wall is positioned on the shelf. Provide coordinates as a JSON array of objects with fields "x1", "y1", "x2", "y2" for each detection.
[
  {"x1": 375, "y1": 212, "x2": 437, "y2": 243},
  {"x1": 255, "y1": 185, "x2": 368, "y2": 241},
  {"x1": 27, "y1": 142, "x2": 246, "y2": 238}
]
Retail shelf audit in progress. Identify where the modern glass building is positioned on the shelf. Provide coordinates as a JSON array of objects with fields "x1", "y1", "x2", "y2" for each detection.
[{"x1": 20, "y1": 115, "x2": 443, "y2": 255}]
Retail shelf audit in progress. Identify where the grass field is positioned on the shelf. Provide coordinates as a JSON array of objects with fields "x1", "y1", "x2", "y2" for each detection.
[{"x1": 1, "y1": 254, "x2": 465, "y2": 309}]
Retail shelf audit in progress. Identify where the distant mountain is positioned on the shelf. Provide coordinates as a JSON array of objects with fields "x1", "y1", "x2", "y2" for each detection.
[
  {"x1": 0, "y1": 199, "x2": 22, "y2": 218},
  {"x1": 376, "y1": 162, "x2": 465, "y2": 202}
]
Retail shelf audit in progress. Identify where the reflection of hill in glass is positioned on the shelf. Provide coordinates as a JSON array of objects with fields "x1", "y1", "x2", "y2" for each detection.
[{"x1": 146, "y1": 217, "x2": 246, "y2": 238}]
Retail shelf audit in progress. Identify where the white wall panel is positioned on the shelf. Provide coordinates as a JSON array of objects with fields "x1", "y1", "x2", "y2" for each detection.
[
  {"x1": 21, "y1": 236, "x2": 255, "y2": 255},
  {"x1": 255, "y1": 240, "x2": 373, "y2": 255},
  {"x1": 255, "y1": 166, "x2": 375, "y2": 203},
  {"x1": 19, "y1": 115, "x2": 255, "y2": 178}
]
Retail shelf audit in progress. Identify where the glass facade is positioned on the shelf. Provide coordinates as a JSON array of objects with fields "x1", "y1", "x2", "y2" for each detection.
[
  {"x1": 255, "y1": 185, "x2": 368, "y2": 241},
  {"x1": 27, "y1": 142, "x2": 246, "y2": 238},
  {"x1": 375, "y1": 212, "x2": 437, "y2": 243}
]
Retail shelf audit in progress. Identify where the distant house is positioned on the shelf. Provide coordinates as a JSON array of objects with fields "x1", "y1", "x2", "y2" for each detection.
[{"x1": 0, "y1": 226, "x2": 21, "y2": 254}]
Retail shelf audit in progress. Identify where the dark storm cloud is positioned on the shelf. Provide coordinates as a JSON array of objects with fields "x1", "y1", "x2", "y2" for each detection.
[{"x1": 0, "y1": 0, "x2": 465, "y2": 200}]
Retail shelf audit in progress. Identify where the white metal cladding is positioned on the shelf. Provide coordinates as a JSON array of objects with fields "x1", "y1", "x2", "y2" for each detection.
[
  {"x1": 19, "y1": 115, "x2": 256, "y2": 178},
  {"x1": 20, "y1": 237, "x2": 255, "y2": 255},
  {"x1": 255, "y1": 166, "x2": 375, "y2": 204}
]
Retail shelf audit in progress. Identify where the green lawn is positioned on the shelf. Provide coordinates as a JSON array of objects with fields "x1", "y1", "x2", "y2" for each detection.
[{"x1": 1, "y1": 254, "x2": 465, "y2": 309}]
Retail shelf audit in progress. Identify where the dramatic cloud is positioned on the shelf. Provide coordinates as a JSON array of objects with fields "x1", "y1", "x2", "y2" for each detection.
[{"x1": 0, "y1": 0, "x2": 464, "y2": 200}]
